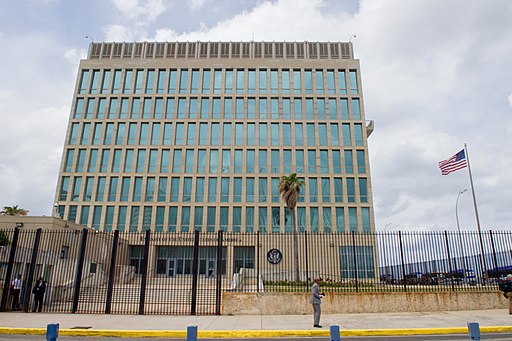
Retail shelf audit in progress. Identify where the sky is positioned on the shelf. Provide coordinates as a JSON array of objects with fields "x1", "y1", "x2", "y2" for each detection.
[{"x1": 0, "y1": 0, "x2": 511, "y2": 231}]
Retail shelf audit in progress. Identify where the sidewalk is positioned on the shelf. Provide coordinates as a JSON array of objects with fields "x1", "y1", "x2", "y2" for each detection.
[{"x1": 0, "y1": 309, "x2": 511, "y2": 338}]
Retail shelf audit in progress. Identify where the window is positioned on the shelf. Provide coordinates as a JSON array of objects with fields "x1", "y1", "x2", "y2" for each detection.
[
  {"x1": 282, "y1": 70, "x2": 290, "y2": 94},
  {"x1": 321, "y1": 178, "x2": 330, "y2": 202},
  {"x1": 334, "y1": 178, "x2": 343, "y2": 202},
  {"x1": 258, "y1": 207, "x2": 267, "y2": 233},
  {"x1": 344, "y1": 150, "x2": 353, "y2": 174},
  {"x1": 258, "y1": 178, "x2": 267, "y2": 202},
  {"x1": 293, "y1": 70, "x2": 301, "y2": 94},
  {"x1": 357, "y1": 150, "x2": 366, "y2": 173},
  {"x1": 338, "y1": 70, "x2": 347, "y2": 94},
  {"x1": 315, "y1": 69, "x2": 324, "y2": 94},
  {"x1": 208, "y1": 178, "x2": 217, "y2": 202},
  {"x1": 323, "y1": 207, "x2": 332, "y2": 232},
  {"x1": 359, "y1": 178, "x2": 368, "y2": 203},
  {"x1": 120, "y1": 177, "x2": 130, "y2": 201},
  {"x1": 221, "y1": 178, "x2": 230, "y2": 202},
  {"x1": 349, "y1": 70, "x2": 358, "y2": 94},
  {"x1": 179, "y1": 69, "x2": 189, "y2": 93},
  {"x1": 309, "y1": 178, "x2": 318, "y2": 202},
  {"x1": 294, "y1": 98, "x2": 302, "y2": 119},
  {"x1": 307, "y1": 150, "x2": 316, "y2": 173},
  {"x1": 259, "y1": 69, "x2": 267, "y2": 94},
  {"x1": 347, "y1": 178, "x2": 355, "y2": 203},
  {"x1": 310, "y1": 207, "x2": 319, "y2": 233},
  {"x1": 236, "y1": 69, "x2": 245, "y2": 93},
  {"x1": 352, "y1": 98, "x2": 361, "y2": 119},
  {"x1": 339, "y1": 245, "x2": 375, "y2": 279},
  {"x1": 172, "y1": 149, "x2": 182, "y2": 173},
  {"x1": 170, "y1": 177, "x2": 180, "y2": 202},
  {"x1": 158, "y1": 177, "x2": 167, "y2": 202}
]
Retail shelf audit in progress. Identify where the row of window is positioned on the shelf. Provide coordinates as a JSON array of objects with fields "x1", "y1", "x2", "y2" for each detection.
[
  {"x1": 74, "y1": 96, "x2": 362, "y2": 121},
  {"x1": 79, "y1": 68, "x2": 359, "y2": 96},
  {"x1": 68, "y1": 121, "x2": 365, "y2": 148},
  {"x1": 63, "y1": 148, "x2": 367, "y2": 175},
  {"x1": 59, "y1": 175, "x2": 369, "y2": 204},
  {"x1": 59, "y1": 204, "x2": 372, "y2": 233}
]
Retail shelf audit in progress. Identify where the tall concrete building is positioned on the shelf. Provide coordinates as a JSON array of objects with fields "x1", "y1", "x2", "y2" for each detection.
[{"x1": 54, "y1": 41, "x2": 375, "y2": 235}]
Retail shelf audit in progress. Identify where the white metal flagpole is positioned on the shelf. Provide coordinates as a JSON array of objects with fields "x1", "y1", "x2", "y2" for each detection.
[{"x1": 464, "y1": 143, "x2": 488, "y2": 283}]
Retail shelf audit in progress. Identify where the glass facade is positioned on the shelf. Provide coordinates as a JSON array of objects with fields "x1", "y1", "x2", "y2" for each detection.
[{"x1": 55, "y1": 41, "x2": 374, "y2": 234}]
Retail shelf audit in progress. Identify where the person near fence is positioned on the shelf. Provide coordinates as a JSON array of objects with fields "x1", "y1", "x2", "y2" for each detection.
[
  {"x1": 10, "y1": 274, "x2": 22, "y2": 310},
  {"x1": 32, "y1": 277, "x2": 46, "y2": 312},
  {"x1": 498, "y1": 274, "x2": 512, "y2": 314},
  {"x1": 309, "y1": 277, "x2": 325, "y2": 328}
]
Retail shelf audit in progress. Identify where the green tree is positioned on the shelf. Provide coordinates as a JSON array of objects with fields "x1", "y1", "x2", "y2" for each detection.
[
  {"x1": 278, "y1": 173, "x2": 305, "y2": 283},
  {"x1": 0, "y1": 230, "x2": 10, "y2": 246},
  {"x1": 0, "y1": 205, "x2": 29, "y2": 216}
]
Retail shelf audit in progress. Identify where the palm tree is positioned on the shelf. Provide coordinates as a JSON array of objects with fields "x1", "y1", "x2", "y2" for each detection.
[
  {"x1": 278, "y1": 173, "x2": 304, "y2": 283},
  {"x1": 0, "y1": 230, "x2": 10, "y2": 247},
  {"x1": 0, "y1": 205, "x2": 29, "y2": 216}
]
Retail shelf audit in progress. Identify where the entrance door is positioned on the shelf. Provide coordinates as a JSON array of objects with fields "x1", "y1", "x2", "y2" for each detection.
[{"x1": 167, "y1": 259, "x2": 175, "y2": 277}]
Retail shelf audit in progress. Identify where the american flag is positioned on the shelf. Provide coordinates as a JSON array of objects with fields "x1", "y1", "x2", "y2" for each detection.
[{"x1": 438, "y1": 149, "x2": 467, "y2": 175}]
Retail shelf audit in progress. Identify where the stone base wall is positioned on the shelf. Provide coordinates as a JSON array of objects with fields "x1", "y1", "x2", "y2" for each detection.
[{"x1": 222, "y1": 291, "x2": 509, "y2": 315}]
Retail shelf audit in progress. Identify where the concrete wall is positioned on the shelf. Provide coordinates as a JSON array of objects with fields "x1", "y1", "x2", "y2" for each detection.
[{"x1": 222, "y1": 292, "x2": 509, "y2": 315}]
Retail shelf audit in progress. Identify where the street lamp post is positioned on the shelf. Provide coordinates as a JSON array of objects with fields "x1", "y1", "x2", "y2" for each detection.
[{"x1": 456, "y1": 189, "x2": 467, "y2": 283}]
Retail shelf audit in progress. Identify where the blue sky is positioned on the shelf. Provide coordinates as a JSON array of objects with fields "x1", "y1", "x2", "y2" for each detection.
[{"x1": 1, "y1": 0, "x2": 511, "y2": 230}]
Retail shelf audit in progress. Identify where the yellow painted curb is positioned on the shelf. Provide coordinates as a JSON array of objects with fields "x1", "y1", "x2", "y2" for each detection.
[{"x1": 0, "y1": 326, "x2": 511, "y2": 338}]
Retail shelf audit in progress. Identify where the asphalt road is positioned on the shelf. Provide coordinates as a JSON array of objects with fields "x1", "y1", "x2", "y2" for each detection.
[{"x1": 1, "y1": 333, "x2": 512, "y2": 340}]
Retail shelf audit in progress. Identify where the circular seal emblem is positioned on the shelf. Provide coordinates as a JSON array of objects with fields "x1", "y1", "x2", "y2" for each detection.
[{"x1": 266, "y1": 248, "x2": 283, "y2": 264}]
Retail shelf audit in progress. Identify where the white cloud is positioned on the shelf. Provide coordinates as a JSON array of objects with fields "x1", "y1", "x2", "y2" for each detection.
[
  {"x1": 189, "y1": 0, "x2": 206, "y2": 11},
  {"x1": 63, "y1": 48, "x2": 87, "y2": 64},
  {"x1": 111, "y1": 0, "x2": 167, "y2": 23},
  {"x1": 103, "y1": 24, "x2": 134, "y2": 41}
]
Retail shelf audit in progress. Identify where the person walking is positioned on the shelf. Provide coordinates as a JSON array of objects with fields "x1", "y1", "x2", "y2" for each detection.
[
  {"x1": 10, "y1": 274, "x2": 22, "y2": 310},
  {"x1": 32, "y1": 277, "x2": 46, "y2": 312},
  {"x1": 499, "y1": 274, "x2": 512, "y2": 314},
  {"x1": 309, "y1": 277, "x2": 325, "y2": 328}
]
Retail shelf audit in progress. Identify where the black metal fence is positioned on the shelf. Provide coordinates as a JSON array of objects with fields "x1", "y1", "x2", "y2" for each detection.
[{"x1": 1, "y1": 228, "x2": 511, "y2": 315}]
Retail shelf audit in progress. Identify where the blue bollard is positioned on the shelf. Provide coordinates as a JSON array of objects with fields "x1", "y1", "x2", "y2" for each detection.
[
  {"x1": 186, "y1": 325, "x2": 198, "y2": 341},
  {"x1": 330, "y1": 325, "x2": 341, "y2": 341},
  {"x1": 46, "y1": 323, "x2": 59, "y2": 341},
  {"x1": 467, "y1": 322, "x2": 480, "y2": 340}
]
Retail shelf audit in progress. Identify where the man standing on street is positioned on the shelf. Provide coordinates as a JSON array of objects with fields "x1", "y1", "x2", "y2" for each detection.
[
  {"x1": 309, "y1": 277, "x2": 325, "y2": 328},
  {"x1": 10, "y1": 274, "x2": 22, "y2": 310}
]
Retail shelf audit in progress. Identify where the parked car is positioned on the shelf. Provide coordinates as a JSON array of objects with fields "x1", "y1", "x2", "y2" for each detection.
[
  {"x1": 401, "y1": 272, "x2": 424, "y2": 285},
  {"x1": 380, "y1": 274, "x2": 396, "y2": 285},
  {"x1": 445, "y1": 269, "x2": 477, "y2": 285},
  {"x1": 483, "y1": 266, "x2": 512, "y2": 285}
]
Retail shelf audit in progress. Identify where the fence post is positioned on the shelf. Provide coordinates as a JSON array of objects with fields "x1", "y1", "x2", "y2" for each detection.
[
  {"x1": 0, "y1": 227, "x2": 19, "y2": 311},
  {"x1": 350, "y1": 231, "x2": 359, "y2": 293},
  {"x1": 489, "y1": 230, "x2": 498, "y2": 271},
  {"x1": 398, "y1": 231, "x2": 407, "y2": 292},
  {"x1": 304, "y1": 231, "x2": 309, "y2": 287},
  {"x1": 138, "y1": 229, "x2": 150, "y2": 315},
  {"x1": 23, "y1": 228, "x2": 42, "y2": 312},
  {"x1": 444, "y1": 231, "x2": 455, "y2": 291},
  {"x1": 105, "y1": 230, "x2": 119, "y2": 314},
  {"x1": 191, "y1": 230, "x2": 200, "y2": 315},
  {"x1": 256, "y1": 231, "x2": 260, "y2": 293},
  {"x1": 72, "y1": 228, "x2": 88, "y2": 313},
  {"x1": 215, "y1": 230, "x2": 223, "y2": 315}
]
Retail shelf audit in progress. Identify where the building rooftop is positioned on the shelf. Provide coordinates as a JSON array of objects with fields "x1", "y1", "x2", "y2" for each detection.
[{"x1": 88, "y1": 41, "x2": 354, "y2": 60}]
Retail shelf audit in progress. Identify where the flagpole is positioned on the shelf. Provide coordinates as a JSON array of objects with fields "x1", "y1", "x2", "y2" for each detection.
[{"x1": 464, "y1": 143, "x2": 488, "y2": 284}]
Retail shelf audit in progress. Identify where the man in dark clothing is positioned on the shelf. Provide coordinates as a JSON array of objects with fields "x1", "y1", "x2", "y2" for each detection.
[
  {"x1": 32, "y1": 277, "x2": 46, "y2": 312},
  {"x1": 498, "y1": 274, "x2": 512, "y2": 314}
]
